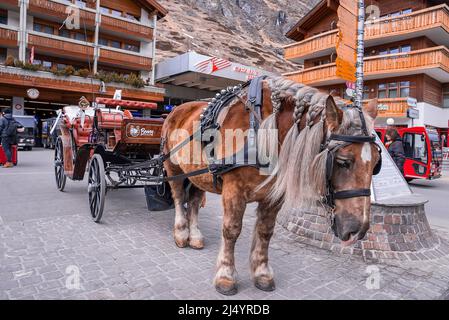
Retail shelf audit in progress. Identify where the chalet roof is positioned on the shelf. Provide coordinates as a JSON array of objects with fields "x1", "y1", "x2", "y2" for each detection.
[
  {"x1": 286, "y1": 0, "x2": 338, "y2": 41},
  {"x1": 137, "y1": 0, "x2": 168, "y2": 19}
]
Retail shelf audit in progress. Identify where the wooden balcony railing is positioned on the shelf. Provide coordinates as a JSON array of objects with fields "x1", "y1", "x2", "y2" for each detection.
[
  {"x1": 28, "y1": 0, "x2": 153, "y2": 40},
  {"x1": 28, "y1": 0, "x2": 96, "y2": 27},
  {"x1": 365, "y1": 98, "x2": 409, "y2": 117},
  {"x1": 28, "y1": 33, "x2": 94, "y2": 59},
  {"x1": 101, "y1": 15, "x2": 153, "y2": 40},
  {"x1": 0, "y1": 26, "x2": 18, "y2": 47},
  {"x1": 100, "y1": 48, "x2": 152, "y2": 70},
  {"x1": 284, "y1": 4, "x2": 449, "y2": 62},
  {"x1": 284, "y1": 46, "x2": 449, "y2": 85},
  {"x1": 284, "y1": 29, "x2": 338, "y2": 61}
]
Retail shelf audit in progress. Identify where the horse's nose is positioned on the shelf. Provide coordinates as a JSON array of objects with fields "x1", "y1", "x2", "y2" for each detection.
[{"x1": 333, "y1": 213, "x2": 362, "y2": 241}]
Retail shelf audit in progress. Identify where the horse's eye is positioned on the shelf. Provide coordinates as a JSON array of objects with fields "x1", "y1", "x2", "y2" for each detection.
[{"x1": 336, "y1": 158, "x2": 351, "y2": 169}]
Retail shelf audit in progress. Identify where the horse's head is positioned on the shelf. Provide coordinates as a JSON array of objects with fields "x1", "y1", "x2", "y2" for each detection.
[{"x1": 322, "y1": 97, "x2": 381, "y2": 246}]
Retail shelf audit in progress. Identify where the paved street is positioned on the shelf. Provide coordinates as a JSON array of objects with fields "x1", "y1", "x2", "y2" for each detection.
[{"x1": 1, "y1": 149, "x2": 449, "y2": 300}]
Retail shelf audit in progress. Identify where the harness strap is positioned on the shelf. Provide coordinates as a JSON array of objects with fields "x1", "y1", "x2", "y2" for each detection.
[{"x1": 333, "y1": 189, "x2": 371, "y2": 199}]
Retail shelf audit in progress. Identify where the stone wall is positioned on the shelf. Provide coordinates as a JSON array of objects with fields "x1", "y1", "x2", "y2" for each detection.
[{"x1": 277, "y1": 199, "x2": 449, "y2": 262}]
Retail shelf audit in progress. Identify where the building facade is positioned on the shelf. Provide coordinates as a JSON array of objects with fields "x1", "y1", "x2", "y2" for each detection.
[
  {"x1": 283, "y1": 0, "x2": 449, "y2": 141},
  {"x1": 0, "y1": 0, "x2": 167, "y2": 119}
]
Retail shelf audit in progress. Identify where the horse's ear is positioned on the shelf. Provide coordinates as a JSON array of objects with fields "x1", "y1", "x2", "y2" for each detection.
[
  {"x1": 325, "y1": 95, "x2": 342, "y2": 132},
  {"x1": 363, "y1": 98, "x2": 378, "y2": 120}
]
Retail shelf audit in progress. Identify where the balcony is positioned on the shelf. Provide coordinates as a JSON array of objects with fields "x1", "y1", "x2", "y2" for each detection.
[
  {"x1": 27, "y1": 0, "x2": 153, "y2": 40},
  {"x1": 101, "y1": 14, "x2": 153, "y2": 41},
  {"x1": 0, "y1": 25, "x2": 18, "y2": 47},
  {"x1": 284, "y1": 46, "x2": 449, "y2": 86},
  {"x1": 100, "y1": 47, "x2": 152, "y2": 71},
  {"x1": 0, "y1": 65, "x2": 164, "y2": 102},
  {"x1": 285, "y1": 4, "x2": 449, "y2": 63},
  {"x1": 28, "y1": 32, "x2": 94, "y2": 61},
  {"x1": 365, "y1": 98, "x2": 409, "y2": 118},
  {"x1": 28, "y1": 0, "x2": 96, "y2": 28}
]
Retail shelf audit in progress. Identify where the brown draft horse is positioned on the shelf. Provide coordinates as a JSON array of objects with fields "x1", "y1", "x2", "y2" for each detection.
[{"x1": 161, "y1": 77, "x2": 380, "y2": 295}]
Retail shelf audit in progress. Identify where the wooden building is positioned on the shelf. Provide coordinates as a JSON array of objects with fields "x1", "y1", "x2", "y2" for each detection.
[
  {"x1": 283, "y1": 0, "x2": 449, "y2": 137},
  {"x1": 0, "y1": 0, "x2": 167, "y2": 119}
]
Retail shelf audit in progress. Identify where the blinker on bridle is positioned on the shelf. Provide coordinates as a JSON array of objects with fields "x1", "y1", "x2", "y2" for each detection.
[{"x1": 322, "y1": 106, "x2": 382, "y2": 213}]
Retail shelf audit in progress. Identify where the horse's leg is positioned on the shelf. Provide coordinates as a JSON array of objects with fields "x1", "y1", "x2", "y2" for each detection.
[
  {"x1": 214, "y1": 188, "x2": 246, "y2": 296},
  {"x1": 166, "y1": 174, "x2": 190, "y2": 248},
  {"x1": 249, "y1": 201, "x2": 278, "y2": 292},
  {"x1": 186, "y1": 186, "x2": 205, "y2": 249}
]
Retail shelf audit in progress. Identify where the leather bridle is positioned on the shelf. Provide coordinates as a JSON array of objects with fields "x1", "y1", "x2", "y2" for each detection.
[{"x1": 321, "y1": 107, "x2": 382, "y2": 216}]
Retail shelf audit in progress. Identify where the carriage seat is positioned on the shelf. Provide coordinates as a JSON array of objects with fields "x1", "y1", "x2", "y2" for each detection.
[
  {"x1": 96, "y1": 109, "x2": 132, "y2": 129},
  {"x1": 72, "y1": 115, "x2": 94, "y2": 146}
]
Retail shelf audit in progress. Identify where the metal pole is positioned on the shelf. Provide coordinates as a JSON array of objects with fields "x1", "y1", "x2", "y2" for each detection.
[
  {"x1": 93, "y1": 0, "x2": 101, "y2": 74},
  {"x1": 150, "y1": 14, "x2": 158, "y2": 86},
  {"x1": 355, "y1": 0, "x2": 365, "y2": 109}
]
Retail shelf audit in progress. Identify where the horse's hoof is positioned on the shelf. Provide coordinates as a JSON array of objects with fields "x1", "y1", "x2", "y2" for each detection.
[
  {"x1": 189, "y1": 238, "x2": 204, "y2": 250},
  {"x1": 254, "y1": 276, "x2": 276, "y2": 292},
  {"x1": 215, "y1": 278, "x2": 238, "y2": 296},
  {"x1": 174, "y1": 237, "x2": 189, "y2": 248}
]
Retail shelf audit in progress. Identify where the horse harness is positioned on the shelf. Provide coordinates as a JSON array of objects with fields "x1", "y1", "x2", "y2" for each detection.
[
  {"x1": 159, "y1": 76, "x2": 269, "y2": 187},
  {"x1": 321, "y1": 106, "x2": 382, "y2": 214}
]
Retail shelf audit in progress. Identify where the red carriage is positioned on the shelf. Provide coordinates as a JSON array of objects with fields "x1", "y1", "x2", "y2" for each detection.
[{"x1": 53, "y1": 98, "x2": 166, "y2": 222}]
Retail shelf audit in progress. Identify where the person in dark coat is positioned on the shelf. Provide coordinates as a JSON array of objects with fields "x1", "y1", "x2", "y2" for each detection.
[
  {"x1": 0, "y1": 108, "x2": 22, "y2": 168},
  {"x1": 385, "y1": 128, "x2": 405, "y2": 174}
]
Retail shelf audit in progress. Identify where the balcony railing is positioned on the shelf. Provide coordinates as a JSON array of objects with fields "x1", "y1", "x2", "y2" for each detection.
[
  {"x1": 284, "y1": 30, "x2": 338, "y2": 62},
  {"x1": 284, "y1": 46, "x2": 449, "y2": 85},
  {"x1": 101, "y1": 14, "x2": 153, "y2": 40},
  {"x1": 284, "y1": 4, "x2": 449, "y2": 62},
  {"x1": 28, "y1": 32, "x2": 94, "y2": 59},
  {"x1": 28, "y1": 0, "x2": 153, "y2": 40},
  {"x1": 100, "y1": 47, "x2": 152, "y2": 70},
  {"x1": 0, "y1": 25, "x2": 18, "y2": 47},
  {"x1": 366, "y1": 98, "x2": 409, "y2": 117},
  {"x1": 28, "y1": 0, "x2": 96, "y2": 27}
]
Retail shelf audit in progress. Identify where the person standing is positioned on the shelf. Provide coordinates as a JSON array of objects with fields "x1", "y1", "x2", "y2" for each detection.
[
  {"x1": 0, "y1": 108, "x2": 22, "y2": 168},
  {"x1": 385, "y1": 128, "x2": 405, "y2": 174}
]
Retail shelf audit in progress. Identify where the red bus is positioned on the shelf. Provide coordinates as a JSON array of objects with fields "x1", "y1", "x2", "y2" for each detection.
[{"x1": 375, "y1": 127, "x2": 443, "y2": 181}]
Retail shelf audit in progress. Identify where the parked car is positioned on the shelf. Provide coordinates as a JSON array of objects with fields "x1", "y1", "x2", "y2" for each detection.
[{"x1": 13, "y1": 115, "x2": 37, "y2": 151}]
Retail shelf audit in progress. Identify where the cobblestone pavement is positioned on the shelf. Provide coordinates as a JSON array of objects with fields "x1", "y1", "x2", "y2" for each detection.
[{"x1": 1, "y1": 150, "x2": 449, "y2": 300}]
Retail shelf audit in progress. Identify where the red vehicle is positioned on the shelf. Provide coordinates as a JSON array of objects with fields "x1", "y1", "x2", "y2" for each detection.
[{"x1": 376, "y1": 127, "x2": 443, "y2": 181}]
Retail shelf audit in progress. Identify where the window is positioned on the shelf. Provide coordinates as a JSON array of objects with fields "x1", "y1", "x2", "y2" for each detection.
[
  {"x1": 59, "y1": 29, "x2": 71, "y2": 38},
  {"x1": 401, "y1": 45, "x2": 411, "y2": 53},
  {"x1": 110, "y1": 40, "x2": 121, "y2": 49},
  {"x1": 0, "y1": 10, "x2": 7, "y2": 25},
  {"x1": 402, "y1": 8, "x2": 413, "y2": 15},
  {"x1": 111, "y1": 9, "x2": 122, "y2": 17},
  {"x1": 42, "y1": 61, "x2": 52, "y2": 69},
  {"x1": 99, "y1": 38, "x2": 108, "y2": 46},
  {"x1": 125, "y1": 14, "x2": 140, "y2": 22},
  {"x1": 75, "y1": 33, "x2": 87, "y2": 41},
  {"x1": 57, "y1": 63, "x2": 67, "y2": 70},
  {"x1": 378, "y1": 83, "x2": 387, "y2": 98},
  {"x1": 403, "y1": 133, "x2": 427, "y2": 164},
  {"x1": 100, "y1": 6, "x2": 110, "y2": 14},
  {"x1": 400, "y1": 81, "x2": 411, "y2": 97},
  {"x1": 388, "y1": 82, "x2": 398, "y2": 98},
  {"x1": 33, "y1": 23, "x2": 54, "y2": 35},
  {"x1": 363, "y1": 86, "x2": 370, "y2": 100},
  {"x1": 75, "y1": 0, "x2": 86, "y2": 8},
  {"x1": 443, "y1": 94, "x2": 449, "y2": 108},
  {"x1": 32, "y1": 59, "x2": 41, "y2": 66},
  {"x1": 124, "y1": 43, "x2": 139, "y2": 52}
]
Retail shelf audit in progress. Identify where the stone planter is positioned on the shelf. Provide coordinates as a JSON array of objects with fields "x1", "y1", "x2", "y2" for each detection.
[{"x1": 277, "y1": 196, "x2": 449, "y2": 262}]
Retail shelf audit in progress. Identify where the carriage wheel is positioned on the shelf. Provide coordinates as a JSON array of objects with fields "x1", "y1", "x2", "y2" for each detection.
[
  {"x1": 88, "y1": 154, "x2": 106, "y2": 223},
  {"x1": 54, "y1": 137, "x2": 67, "y2": 192}
]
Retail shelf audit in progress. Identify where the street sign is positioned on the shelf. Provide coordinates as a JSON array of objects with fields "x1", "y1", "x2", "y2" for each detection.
[
  {"x1": 407, "y1": 97, "x2": 417, "y2": 108},
  {"x1": 407, "y1": 108, "x2": 419, "y2": 119},
  {"x1": 371, "y1": 133, "x2": 413, "y2": 202}
]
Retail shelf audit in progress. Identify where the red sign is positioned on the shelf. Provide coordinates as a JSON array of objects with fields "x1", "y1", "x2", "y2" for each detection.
[{"x1": 195, "y1": 57, "x2": 232, "y2": 74}]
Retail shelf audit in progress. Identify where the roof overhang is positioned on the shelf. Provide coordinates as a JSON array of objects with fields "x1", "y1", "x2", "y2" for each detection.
[
  {"x1": 286, "y1": 0, "x2": 339, "y2": 41},
  {"x1": 136, "y1": 0, "x2": 168, "y2": 19},
  {"x1": 155, "y1": 52, "x2": 277, "y2": 92}
]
